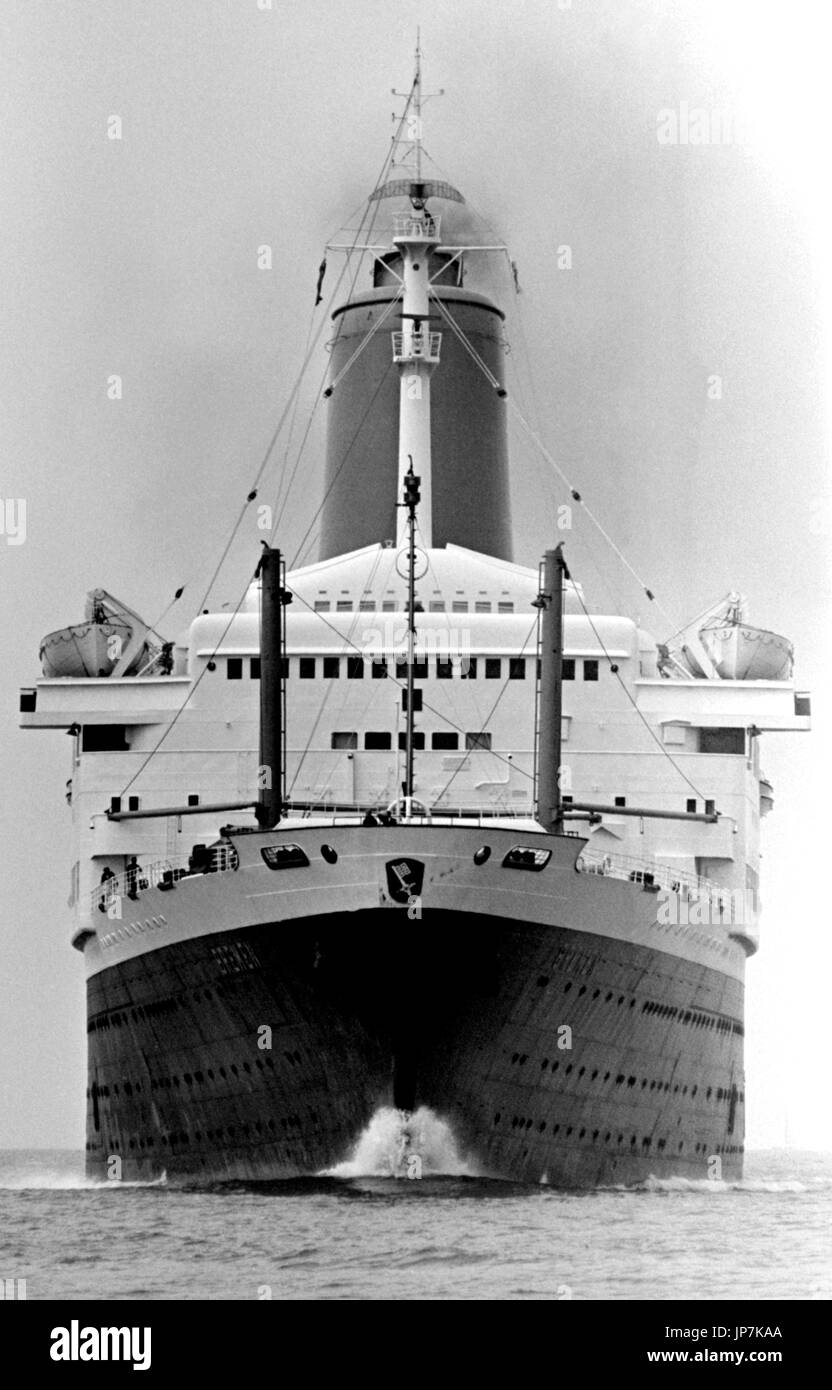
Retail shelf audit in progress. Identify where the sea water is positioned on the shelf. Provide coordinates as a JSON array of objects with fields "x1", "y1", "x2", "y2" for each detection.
[{"x1": 1, "y1": 1114, "x2": 830, "y2": 1301}]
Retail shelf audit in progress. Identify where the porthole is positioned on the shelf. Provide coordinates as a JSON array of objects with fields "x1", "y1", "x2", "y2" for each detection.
[
  {"x1": 321, "y1": 844, "x2": 338, "y2": 864},
  {"x1": 473, "y1": 845, "x2": 491, "y2": 866}
]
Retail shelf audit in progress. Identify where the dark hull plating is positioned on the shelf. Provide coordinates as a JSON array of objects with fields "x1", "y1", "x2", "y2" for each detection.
[{"x1": 86, "y1": 910, "x2": 744, "y2": 1186}]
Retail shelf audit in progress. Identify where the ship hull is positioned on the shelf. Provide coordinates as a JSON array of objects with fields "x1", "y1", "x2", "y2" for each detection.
[{"x1": 85, "y1": 902, "x2": 745, "y2": 1187}]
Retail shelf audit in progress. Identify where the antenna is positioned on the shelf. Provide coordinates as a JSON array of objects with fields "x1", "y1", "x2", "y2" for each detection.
[{"x1": 390, "y1": 29, "x2": 445, "y2": 188}]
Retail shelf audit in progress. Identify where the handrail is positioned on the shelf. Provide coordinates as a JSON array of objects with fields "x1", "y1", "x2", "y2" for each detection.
[
  {"x1": 575, "y1": 847, "x2": 744, "y2": 922},
  {"x1": 90, "y1": 845, "x2": 237, "y2": 916}
]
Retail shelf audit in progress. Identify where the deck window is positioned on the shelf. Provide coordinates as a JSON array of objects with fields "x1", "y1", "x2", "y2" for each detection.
[
  {"x1": 699, "y1": 727, "x2": 745, "y2": 755},
  {"x1": 365, "y1": 731, "x2": 392, "y2": 750},
  {"x1": 398, "y1": 731, "x2": 425, "y2": 750},
  {"x1": 82, "y1": 725, "x2": 128, "y2": 752},
  {"x1": 331, "y1": 732, "x2": 357, "y2": 749},
  {"x1": 466, "y1": 732, "x2": 492, "y2": 750},
  {"x1": 431, "y1": 732, "x2": 459, "y2": 750}
]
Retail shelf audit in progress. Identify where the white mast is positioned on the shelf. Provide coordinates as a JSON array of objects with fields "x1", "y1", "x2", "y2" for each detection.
[{"x1": 391, "y1": 36, "x2": 441, "y2": 549}]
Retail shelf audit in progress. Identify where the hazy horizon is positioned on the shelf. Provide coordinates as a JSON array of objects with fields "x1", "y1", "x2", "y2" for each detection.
[{"x1": 1, "y1": 0, "x2": 829, "y2": 1153}]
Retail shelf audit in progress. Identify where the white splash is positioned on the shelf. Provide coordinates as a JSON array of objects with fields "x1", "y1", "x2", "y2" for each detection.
[
  {"x1": 0, "y1": 1159, "x2": 167, "y2": 1191},
  {"x1": 324, "y1": 1106, "x2": 474, "y2": 1179}
]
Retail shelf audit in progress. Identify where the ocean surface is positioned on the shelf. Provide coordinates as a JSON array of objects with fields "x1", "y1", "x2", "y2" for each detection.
[{"x1": 2, "y1": 1112, "x2": 830, "y2": 1301}]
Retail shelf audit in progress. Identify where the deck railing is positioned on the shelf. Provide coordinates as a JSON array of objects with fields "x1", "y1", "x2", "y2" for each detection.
[
  {"x1": 90, "y1": 844, "x2": 237, "y2": 917},
  {"x1": 575, "y1": 847, "x2": 745, "y2": 924}
]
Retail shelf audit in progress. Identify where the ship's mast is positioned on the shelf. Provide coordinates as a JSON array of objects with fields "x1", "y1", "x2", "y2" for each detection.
[
  {"x1": 401, "y1": 460, "x2": 421, "y2": 809},
  {"x1": 255, "y1": 545, "x2": 289, "y2": 830},
  {"x1": 536, "y1": 546, "x2": 569, "y2": 835},
  {"x1": 391, "y1": 41, "x2": 442, "y2": 549}
]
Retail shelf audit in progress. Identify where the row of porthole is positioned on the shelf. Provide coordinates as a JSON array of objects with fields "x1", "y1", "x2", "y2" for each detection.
[
  {"x1": 87, "y1": 985, "x2": 226, "y2": 1036},
  {"x1": 87, "y1": 1050, "x2": 304, "y2": 1102},
  {"x1": 531, "y1": 978, "x2": 744, "y2": 1039},
  {"x1": 88, "y1": 1110, "x2": 318, "y2": 1154},
  {"x1": 508, "y1": 1055, "x2": 744, "y2": 1106},
  {"x1": 642, "y1": 1000, "x2": 743, "y2": 1036},
  {"x1": 494, "y1": 1116, "x2": 744, "y2": 1158},
  {"x1": 497, "y1": 1117, "x2": 678, "y2": 1153}
]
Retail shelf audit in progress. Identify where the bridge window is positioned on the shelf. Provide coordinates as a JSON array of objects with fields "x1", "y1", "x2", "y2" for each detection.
[
  {"x1": 583, "y1": 660, "x2": 599, "y2": 681},
  {"x1": 323, "y1": 657, "x2": 340, "y2": 679},
  {"x1": 562, "y1": 659, "x2": 576, "y2": 680},
  {"x1": 436, "y1": 659, "x2": 453, "y2": 679},
  {"x1": 466, "y1": 732, "x2": 492, "y2": 750},
  {"x1": 82, "y1": 725, "x2": 128, "y2": 752},
  {"x1": 336, "y1": 601, "x2": 353, "y2": 613},
  {"x1": 432, "y1": 732, "x2": 459, "y2": 750},
  {"x1": 365, "y1": 731, "x2": 392, "y2": 750},
  {"x1": 371, "y1": 659, "x2": 388, "y2": 679},
  {"x1": 475, "y1": 601, "x2": 491, "y2": 613},
  {"x1": 402, "y1": 689, "x2": 422, "y2": 712},
  {"x1": 226, "y1": 658, "x2": 242, "y2": 680},
  {"x1": 686, "y1": 799, "x2": 697, "y2": 813},
  {"x1": 460, "y1": 657, "x2": 477, "y2": 679},
  {"x1": 398, "y1": 731, "x2": 425, "y2": 750},
  {"x1": 498, "y1": 601, "x2": 514, "y2": 614},
  {"x1": 452, "y1": 601, "x2": 469, "y2": 613},
  {"x1": 299, "y1": 658, "x2": 316, "y2": 679},
  {"x1": 347, "y1": 657, "x2": 364, "y2": 679},
  {"x1": 396, "y1": 660, "x2": 427, "y2": 680},
  {"x1": 250, "y1": 658, "x2": 261, "y2": 679},
  {"x1": 485, "y1": 659, "x2": 501, "y2": 679},
  {"x1": 331, "y1": 732, "x2": 357, "y2": 749},
  {"x1": 509, "y1": 658, "x2": 526, "y2": 680},
  {"x1": 699, "y1": 727, "x2": 745, "y2": 754},
  {"x1": 314, "y1": 600, "x2": 330, "y2": 612},
  {"x1": 429, "y1": 601, "x2": 446, "y2": 612},
  {"x1": 359, "y1": 600, "x2": 376, "y2": 611}
]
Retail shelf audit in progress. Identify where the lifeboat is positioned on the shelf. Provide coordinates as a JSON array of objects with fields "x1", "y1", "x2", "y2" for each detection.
[
  {"x1": 698, "y1": 622, "x2": 793, "y2": 681},
  {"x1": 40, "y1": 620, "x2": 138, "y2": 677}
]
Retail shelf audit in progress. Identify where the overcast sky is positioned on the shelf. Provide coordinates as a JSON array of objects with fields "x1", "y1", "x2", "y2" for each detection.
[{"x1": 1, "y1": 0, "x2": 829, "y2": 1152}]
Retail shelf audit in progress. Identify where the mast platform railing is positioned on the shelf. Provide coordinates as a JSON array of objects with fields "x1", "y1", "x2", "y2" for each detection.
[
  {"x1": 392, "y1": 212, "x2": 441, "y2": 241},
  {"x1": 392, "y1": 330, "x2": 442, "y2": 363}
]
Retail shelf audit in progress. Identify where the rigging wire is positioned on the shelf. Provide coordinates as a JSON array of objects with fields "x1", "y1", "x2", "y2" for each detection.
[
  {"x1": 288, "y1": 588, "x2": 535, "y2": 788},
  {"x1": 568, "y1": 575, "x2": 714, "y2": 803},
  {"x1": 429, "y1": 292, "x2": 682, "y2": 636},
  {"x1": 430, "y1": 614, "x2": 541, "y2": 807}
]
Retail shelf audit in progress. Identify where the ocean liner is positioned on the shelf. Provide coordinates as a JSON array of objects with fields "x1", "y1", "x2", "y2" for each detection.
[{"x1": 20, "y1": 51, "x2": 810, "y2": 1187}]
